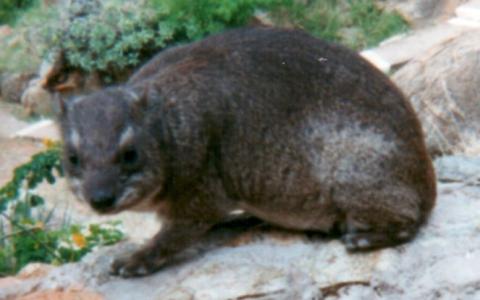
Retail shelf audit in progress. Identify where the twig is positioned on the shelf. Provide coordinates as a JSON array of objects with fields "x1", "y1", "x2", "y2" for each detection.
[
  {"x1": 233, "y1": 289, "x2": 285, "y2": 300},
  {"x1": 0, "y1": 211, "x2": 64, "y2": 262},
  {"x1": 320, "y1": 280, "x2": 370, "y2": 297}
]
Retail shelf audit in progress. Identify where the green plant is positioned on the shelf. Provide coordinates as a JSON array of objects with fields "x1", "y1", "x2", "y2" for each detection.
[
  {"x1": 268, "y1": 0, "x2": 408, "y2": 49},
  {"x1": 346, "y1": 0, "x2": 409, "y2": 48},
  {"x1": 45, "y1": 0, "x2": 283, "y2": 80},
  {"x1": 0, "y1": 0, "x2": 408, "y2": 80},
  {"x1": 0, "y1": 0, "x2": 36, "y2": 25},
  {"x1": 47, "y1": 0, "x2": 157, "y2": 78},
  {"x1": 0, "y1": 2, "x2": 58, "y2": 73},
  {"x1": 0, "y1": 143, "x2": 124, "y2": 276},
  {"x1": 50, "y1": 0, "x2": 407, "y2": 76},
  {"x1": 150, "y1": 0, "x2": 281, "y2": 41},
  {"x1": 268, "y1": 0, "x2": 343, "y2": 42}
]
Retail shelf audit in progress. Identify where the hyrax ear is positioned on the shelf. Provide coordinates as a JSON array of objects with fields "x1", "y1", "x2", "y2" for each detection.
[{"x1": 124, "y1": 86, "x2": 148, "y2": 109}]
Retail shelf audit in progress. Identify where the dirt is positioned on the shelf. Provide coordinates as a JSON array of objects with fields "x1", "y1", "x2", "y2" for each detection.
[{"x1": 0, "y1": 102, "x2": 45, "y2": 186}]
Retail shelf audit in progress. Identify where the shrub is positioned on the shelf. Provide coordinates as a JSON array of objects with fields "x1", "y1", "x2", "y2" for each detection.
[
  {"x1": 1, "y1": 0, "x2": 408, "y2": 78},
  {"x1": 45, "y1": 0, "x2": 407, "y2": 78},
  {"x1": 149, "y1": 0, "x2": 281, "y2": 41},
  {"x1": 0, "y1": 2, "x2": 57, "y2": 73},
  {"x1": 269, "y1": 0, "x2": 408, "y2": 49},
  {"x1": 0, "y1": 0, "x2": 36, "y2": 25},
  {"x1": 45, "y1": 0, "x2": 283, "y2": 81},
  {"x1": 46, "y1": 0, "x2": 158, "y2": 80},
  {"x1": 0, "y1": 142, "x2": 124, "y2": 276},
  {"x1": 346, "y1": 0, "x2": 409, "y2": 48}
]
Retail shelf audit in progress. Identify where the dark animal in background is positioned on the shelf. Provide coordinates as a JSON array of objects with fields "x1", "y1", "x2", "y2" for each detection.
[{"x1": 55, "y1": 27, "x2": 436, "y2": 277}]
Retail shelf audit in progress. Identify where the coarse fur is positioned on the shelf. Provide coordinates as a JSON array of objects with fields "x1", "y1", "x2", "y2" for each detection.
[{"x1": 56, "y1": 27, "x2": 436, "y2": 277}]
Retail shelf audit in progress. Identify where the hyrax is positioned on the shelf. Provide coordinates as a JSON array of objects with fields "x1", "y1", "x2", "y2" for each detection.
[{"x1": 56, "y1": 27, "x2": 436, "y2": 277}]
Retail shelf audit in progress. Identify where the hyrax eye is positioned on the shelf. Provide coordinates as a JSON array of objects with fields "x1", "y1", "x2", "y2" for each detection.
[
  {"x1": 68, "y1": 154, "x2": 80, "y2": 167},
  {"x1": 120, "y1": 148, "x2": 138, "y2": 165}
]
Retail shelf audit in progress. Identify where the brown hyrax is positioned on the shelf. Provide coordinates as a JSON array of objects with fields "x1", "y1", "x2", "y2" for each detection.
[{"x1": 56, "y1": 27, "x2": 436, "y2": 277}]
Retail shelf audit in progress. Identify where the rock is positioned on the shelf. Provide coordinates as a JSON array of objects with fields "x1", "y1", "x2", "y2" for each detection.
[
  {"x1": 392, "y1": 29, "x2": 480, "y2": 156},
  {"x1": 17, "y1": 290, "x2": 104, "y2": 300},
  {"x1": 379, "y1": 0, "x2": 467, "y2": 27},
  {"x1": 1, "y1": 73, "x2": 36, "y2": 103},
  {"x1": 435, "y1": 155, "x2": 480, "y2": 183},
  {"x1": 18, "y1": 263, "x2": 55, "y2": 279},
  {"x1": 0, "y1": 106, "x2": 29, "y2": 139},
  {"x1": 361, "y1": 22, "x2": 468, "y2": 72},
  {"x1": 2, "y1": 168, "x2": 480, "y2": 299},
  {"x1": 455, "y1": 0, "x2": 480, "y2": 22},
  {"x1": 0, "y1": 25, "x2": 13, "y2": 39},
  {"x1": 21, "y1": 79, "x2": 54, "y2": 116},
  {"x1": 12, "y1": 119, "x2": 59, "y2": 141}
]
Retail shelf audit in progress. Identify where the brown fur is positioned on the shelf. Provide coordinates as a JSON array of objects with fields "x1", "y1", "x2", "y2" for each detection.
[{"x1": 56, "y1": 27, "x2": 436, "y2": 277}]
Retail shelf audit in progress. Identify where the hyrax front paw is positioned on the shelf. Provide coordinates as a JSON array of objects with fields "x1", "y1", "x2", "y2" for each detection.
[{"x1": 110, "y1": 253, "x2": 167, "y2": 278}]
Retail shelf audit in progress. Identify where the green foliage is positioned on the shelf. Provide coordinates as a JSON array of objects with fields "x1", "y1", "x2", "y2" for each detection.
[
  {"x1": 48, "y1": 0, "x2": 158, "y2": 77},
  {"x1": 0, "y1": 0, "x2": 408, "y2": 78},
  {"x1": 0, "y1": 144, "x2": 124, "y2": 276},
  {"x1": 46, "y1": 0, "x2": 282, "y2": 77},
  {"x1": 346, "y1": 0, "x2": 409, "y2": 48},
  {"x1": 0, "y1": 146, "x2": 62, "y2": 212},
  {"x1": 0, "y1": 0, "x2": 36, "y2": 25},
  {"x1": 150, "y1": 0, "x2": 281, "y2": 41},
  {"x1": 46, "y1": 0, "x2": 407, "y2": 77},
  {"x1": 269, "y1": 0, "x2": 408, "y2": 49},
  {"x1": 0, "y1": 2, "x2": 58, "y2": 73},
  {"x1": 268, "y1": 0, "x2": 343, "y2": 42}
]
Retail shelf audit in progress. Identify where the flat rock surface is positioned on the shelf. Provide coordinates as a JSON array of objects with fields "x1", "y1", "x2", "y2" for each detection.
[
  {"x1": 435, "y1": 155, "x2": 480, "y2": 183},
  {"x1": 0, "y1": 106, "x2": 28, "y2": 138},
  {"x1": 2, "y1": 167, "x2": 480, "y2": 299}
]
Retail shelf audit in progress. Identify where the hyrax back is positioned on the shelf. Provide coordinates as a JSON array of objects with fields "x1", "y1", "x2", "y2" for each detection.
[{"x1": 57, "y1": 27, "x2": 436, "y2": 277}]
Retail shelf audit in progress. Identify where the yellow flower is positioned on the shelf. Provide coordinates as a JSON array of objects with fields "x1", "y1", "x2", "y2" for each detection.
[
  {"x1": 34, "y1": 221, "x2": 44, "y2": 230},
  {"x1": 42, "y1": 138, "x2": 56, "y2": 149},
  {"x1": 72, "y1": 233, "x2": 87, "y2": 248}
]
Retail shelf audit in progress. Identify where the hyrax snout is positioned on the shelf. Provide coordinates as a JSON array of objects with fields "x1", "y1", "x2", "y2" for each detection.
[{"x1": 56, "y1": 27, "x2": 436, "y2": 277}]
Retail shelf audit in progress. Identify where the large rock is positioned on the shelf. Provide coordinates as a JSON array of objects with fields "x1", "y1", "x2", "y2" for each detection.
[
  {"x1": 2, "y1": 156, "x2": 480, "y2": 299},
  {"x1": 435, "y1": 155, "x2": 480, "y2": 183},
  {"x1": 0, "y1": 73, "x2": 35, "y2": 103},
  {"x1": 393, "y1": 29, "x2": 480, "y2": 156},
  {"x1": 21, "y1": 79, "x2": 54, "y2": 116},
  {"x1": 380, "y1": 0, "x2": 467, "y2": 27}
]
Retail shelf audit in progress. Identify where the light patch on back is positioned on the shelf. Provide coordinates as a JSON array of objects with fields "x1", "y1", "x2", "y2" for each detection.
[
  {"x1": 125, "y1": 88, "x2": 140, "y2": 103},
  {"x1": 70, "y1": 130, "x2": 81, "y2": 149},
  {"x1": 305, "y1": 117, "x2": 397, "y2": 186},
  {"x1": 119, "y1": 126, "x2": 135, "y2": 148},
  {"x1": 71, "y1": 95, "x2": 86, "y2": 105}
]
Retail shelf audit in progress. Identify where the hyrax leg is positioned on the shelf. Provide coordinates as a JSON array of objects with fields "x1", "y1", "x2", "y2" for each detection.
[
  {"x1": 338, "y1": 186, "x2": 424, "y2": 251},
  {"x1": 111, "y1": 220, "x2": 213, "y2": 277}
]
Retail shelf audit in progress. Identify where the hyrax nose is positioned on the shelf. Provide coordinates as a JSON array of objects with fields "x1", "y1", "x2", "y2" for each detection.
[{"x1": 90, "y1": 190, "x2": 116, "y2": 211}]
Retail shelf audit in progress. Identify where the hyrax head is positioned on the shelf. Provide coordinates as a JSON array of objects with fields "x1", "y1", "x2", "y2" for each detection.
[{"x1": 56, "y1": 87, "x2": 164, "y2": 213}]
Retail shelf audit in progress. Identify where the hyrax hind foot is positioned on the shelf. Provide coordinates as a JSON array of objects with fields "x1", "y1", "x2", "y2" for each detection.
[{"x1": 342, "y1": 229, "x2": 417, "y2": 251}]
